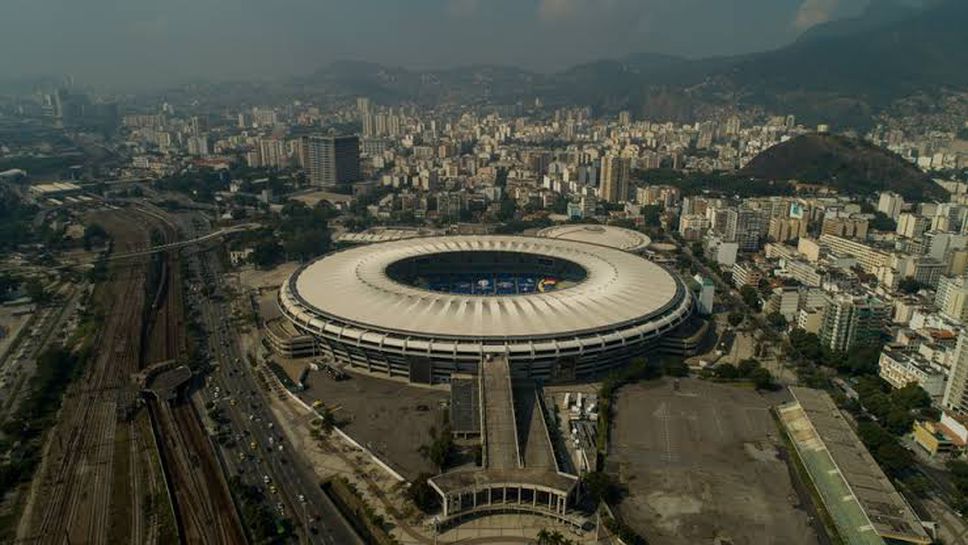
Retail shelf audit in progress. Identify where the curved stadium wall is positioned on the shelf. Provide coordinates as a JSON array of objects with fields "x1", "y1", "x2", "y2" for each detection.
[{"x1": 277, "y1": 236, "x2": 693, "y2": 383}]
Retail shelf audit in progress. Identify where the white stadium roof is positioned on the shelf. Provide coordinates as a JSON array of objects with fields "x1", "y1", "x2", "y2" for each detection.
[
  {"x1": 289, "y1": 235, "x2": 682, "y2": 339},
  {"x1": 535, "y1": 224, "x2": 652, "y2": 252}
]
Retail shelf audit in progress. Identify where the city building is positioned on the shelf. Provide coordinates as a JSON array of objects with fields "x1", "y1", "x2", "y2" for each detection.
[
  {"x1": 703, "y1": 235, "x2": 738, "y2": 267},
  {"x1": 300, "y1": 135, "x2": 361, "y2": 187},
  {"x1": 766, "y1": 287, "x2": 800, "y2": 322},
  {"x1": 943, "y1": 331, "x2": 968, "y2": 414},
  {"x1": 819, "y1": 234, "x2": 892, "y2": 276},
  {"x1": 598, "y1": 155, "x2": 630, "y2": 203},
  {"x1": 877, "y1": 191, "x2": 905, "y2": 219},
  {"x1": 913, "y1": 414, "x2": 968, "y2": 457},
  {"x1": 936, "y1": 276, "x2": 968, "y2": 322},
  {"x1": 731, "y1": 261, "x2": 763, "y2": 289},
  {"x1": 778, "y1": 388, "x2": 931, "y2": 545},
  {"x1": 820, "y1": 216, "x2": 868, "y2": 240},
  {"x1": 818, "y1": 293, "x2": 889, "y2": 352},
  {"x1": 878, "y1": 347, "x2": 948, "y2": 402},
  {"x1": 691, "y1": 275, "x2": 715, "y2": 315}
]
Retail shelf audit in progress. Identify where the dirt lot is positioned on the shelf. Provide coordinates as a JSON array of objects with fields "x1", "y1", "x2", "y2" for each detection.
[
  {"x1": 238, "y1": 261, "x2": 299, "y2": 292},
  {"x1": 609, "y1": 378, "x2": 818, "y2": 545},
  {"x1": 299, "y1": 370, "x2": 448, "y2": 478}
]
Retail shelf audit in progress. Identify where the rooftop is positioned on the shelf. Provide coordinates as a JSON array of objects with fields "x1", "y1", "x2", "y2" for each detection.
[
  {"x1": 290, "y1": 235, "x2": 684, "y2": 339},
  {"x1": 781, "y1": 387, "x2": 931, "y2": 545},
  {"x1": 536, "y1": 224, "x2": 652, "y2": 252}
]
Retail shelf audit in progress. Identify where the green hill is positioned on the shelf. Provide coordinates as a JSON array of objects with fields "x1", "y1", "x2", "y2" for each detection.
[{"x1": 740, "y1": 133, "x2": 946, "y2": 201}]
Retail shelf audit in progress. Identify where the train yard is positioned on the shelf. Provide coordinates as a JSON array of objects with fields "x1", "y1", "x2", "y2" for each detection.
[{"x1": 15, "y1": 205, "x2": 244, "y2": 544}]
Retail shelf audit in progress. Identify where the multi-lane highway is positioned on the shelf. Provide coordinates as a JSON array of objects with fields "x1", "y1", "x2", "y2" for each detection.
[{"x1": 182, "y1": 225, "x2": 361, "y2": 545}]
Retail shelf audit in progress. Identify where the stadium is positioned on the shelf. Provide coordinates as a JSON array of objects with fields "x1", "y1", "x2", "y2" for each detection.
[{"x1": 278, "y1": 235, "x2": 693, "y2": 384}]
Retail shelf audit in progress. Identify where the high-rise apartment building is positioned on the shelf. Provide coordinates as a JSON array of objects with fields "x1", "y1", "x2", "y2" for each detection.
[
  {"x1": 599, "y1": 156, "x2": 630, "y2": 203},
  {"x1": 943, "y1": 330, "x2": 968, "y2": 414},
  {"x1": 936, "y1": 276, "x2": 968, "y2": 322},
  {"x1": 818, "y1": 294, "x2": 889, "y2": 353},
  {"x1": 300, "y1": 135, "x2": 361, "y2": 187},
  {"x1": 877, "y1": 191, "x2": 905, "y2": 219}
]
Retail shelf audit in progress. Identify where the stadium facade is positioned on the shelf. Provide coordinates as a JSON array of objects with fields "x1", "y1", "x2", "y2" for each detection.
[{"x1": 278, "y1": 235, "x2": 693, "y2": 384}]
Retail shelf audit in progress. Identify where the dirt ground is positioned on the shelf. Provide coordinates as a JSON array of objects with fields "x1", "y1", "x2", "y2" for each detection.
[
  {"x1": 609, "y1": 378, "x2": 818, "y2": 545},
  {"x1": 238, "y1": 261, "x2": 299, "y2": 292},
  {"x1": 299, "y1": 370, "x2": 449, "y2": 478}
]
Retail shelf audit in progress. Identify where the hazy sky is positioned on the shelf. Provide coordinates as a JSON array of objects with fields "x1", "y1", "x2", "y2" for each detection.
[{"x1": 1, "y1": 0, "x2": 871, "y2": 89}]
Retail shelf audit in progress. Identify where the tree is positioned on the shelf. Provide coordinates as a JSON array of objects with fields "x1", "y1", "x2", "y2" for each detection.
[
  {"x1": 843, "y1": 344, "x2": 882, "y2": 376},
  {"x1": 714, "y1": 364, "x2": 739, "y2": 380},
  {"x1": 251, "y1": 239, "x2": 284, "y2": 269},
  {"x1": 318, "y1": 407, "x2": 337, "y2": 432},
  {"x1": 884, "y1": 407, "x2": 915, "y2": 436},
  {"x1": 419, "y1": 426, "x2": 456, "y2": 471},
  {"x1": 640, "y1": 205, "x2": 662, "y2": 228},
  {"x1": 892, "y1": 383, "x2": 932, "y2": 412},
  {"x1": 82, "y1": 223, "x2": 109, "y2": 250},
  {"x1": 25, "y1": 278, "x2": 50, "y2": 304},
  {"x1": 766, "y1": 312, "x2": 787, "y2": 328},
  {"x1": 897, "y1": 277, "x2": 924, "y2": 294},
  {"x1": 406, "y1": 473, "x2": 440, "y2": 513},
  {"x1": 536, "y1": 529, "x2": 575, "y2": 545},
  {"x1": 662, "y1": 358, "x2": 689, "y2": 377},
  {"x1": 581, "y1": 471, "x2": 620, "y2": 505},
  {"x1": 750, "y1": 367, "x2": 776, "y2": 390},
  {"x1": 739, "y1": 285, "x2": 760, "y2": 311},
  {"x1": 727, "y1": 311, "x2": 745, "y2": 327},
  {"x1": 870, "y1": 211, "x2": 897, "y2": 232},
  {"x1": 858, "y1": 421, "x2": 912, "y2": 476},
  {"x1": 789, "y1": 329, "x2": 823, "y2": 361},
  {"x1": 737, "y1": 358, "x2": 761, "y2": 377},
  {"x1": 497, "y1": 197, "x2": 517, "y2": 222},
  {"x1": 0, "y1": 273, "x2": 19, "y2": 301}
]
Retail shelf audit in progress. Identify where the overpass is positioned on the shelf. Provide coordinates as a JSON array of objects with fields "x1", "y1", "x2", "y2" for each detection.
[{"x1": 101, "y1": 223, "x2": 260, "y2": 262}]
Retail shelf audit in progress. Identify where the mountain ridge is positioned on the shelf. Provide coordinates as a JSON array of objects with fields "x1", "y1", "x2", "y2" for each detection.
[{"x1": 298, "y1": 0, "x2": 967, "y2": 128}]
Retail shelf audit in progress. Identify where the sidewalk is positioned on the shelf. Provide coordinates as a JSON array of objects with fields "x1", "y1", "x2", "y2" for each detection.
[{"x1": 267, "y1": 390, "x2": 598, "y2": 544}]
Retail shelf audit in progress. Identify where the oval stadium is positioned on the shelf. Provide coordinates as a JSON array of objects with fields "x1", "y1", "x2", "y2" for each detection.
[
  {"x1": 535, "y1": 223, "x2": 652, "y2": 253},
  {"x1": 278, "y1": 235, "x2": 693, "y2": 383}
]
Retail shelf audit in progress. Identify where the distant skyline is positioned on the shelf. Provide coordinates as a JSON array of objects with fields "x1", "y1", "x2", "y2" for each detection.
[{"x1": 1, "y1": 0, "x2": 874, "y2": 89}]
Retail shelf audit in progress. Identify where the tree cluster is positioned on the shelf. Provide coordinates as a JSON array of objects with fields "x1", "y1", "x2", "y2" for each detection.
[
  {"x1": 854, "y1": 376, "x2": 933, "y2": 435},
  {"x1": 419, "y1": 425, "x2": 457, "y2": 472},
  {"x1": 788, "y1": 328, "x2": 882, "y2": 376},
  {"x1": 706, "y1": 359, "x2": 776, "y2": 390}
]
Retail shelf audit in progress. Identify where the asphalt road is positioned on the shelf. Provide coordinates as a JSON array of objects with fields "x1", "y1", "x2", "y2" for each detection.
[{"x1": 181, "y1": 217, "x2": 361, "y2": 545}]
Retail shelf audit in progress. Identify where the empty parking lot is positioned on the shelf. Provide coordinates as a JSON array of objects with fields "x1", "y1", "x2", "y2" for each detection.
[{"x1": 609, "y1": 378, "x2": 818, "y2": 545}]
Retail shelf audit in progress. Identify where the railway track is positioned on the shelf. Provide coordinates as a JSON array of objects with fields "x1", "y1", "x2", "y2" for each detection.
[
  {"x1": 140, "y1": 208, "x2": 246, "y2": 545},
  {"x1": 16, "y1": 206, "x2": 243, "y2": 545},
  {"x1": 19, "y1": 210, "x2": 151, "y2": 544}
]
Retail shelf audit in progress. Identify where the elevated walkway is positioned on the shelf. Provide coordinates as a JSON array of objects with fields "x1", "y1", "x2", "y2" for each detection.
[{"x1": 430, "y1": 355, "x2": 579, "y2": 527}]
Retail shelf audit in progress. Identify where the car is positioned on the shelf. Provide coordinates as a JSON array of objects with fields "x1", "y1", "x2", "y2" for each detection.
[
  {"x1": 263, "y1": 475, "x2": 271, "y2": 484},
  {"x1": 298, "y1": 494, "x2": 306, "y2": 503}
]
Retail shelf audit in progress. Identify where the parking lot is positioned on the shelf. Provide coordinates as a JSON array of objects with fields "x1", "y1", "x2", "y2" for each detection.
[
  {"x1": 609, "y1": 378, "x2": 818, "y2": 545},
  {"x1": 299, "y1": 370, "x2": 449, "y2": 478}
]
